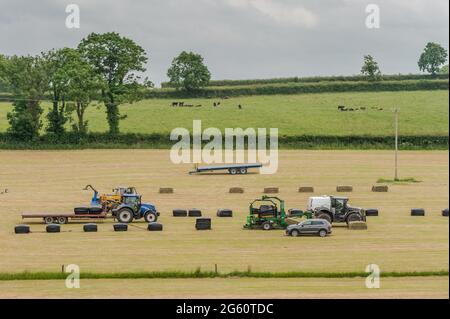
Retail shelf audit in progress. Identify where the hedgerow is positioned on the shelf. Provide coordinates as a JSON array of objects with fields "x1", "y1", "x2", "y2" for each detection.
[
  {"x1": 0, "y1": 132, "x2": 447, "y2": 150},
  {"x1": 151, "y1": 79, "x2": 449, "y2": 99}
]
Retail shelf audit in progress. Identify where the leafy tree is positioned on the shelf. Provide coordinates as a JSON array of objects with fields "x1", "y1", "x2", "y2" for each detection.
[
  {"x1": 2, "y1": 55, "x2": 50, "y2": 140},
  {"x1": 44, "y1": 49, "x2": 75, "y2": 135},
  {"x1": 78, "y1": 32, "x2": 151, "y2": 134},
  {"x1": 418, "y1": 42, "x2": 448, "y2": 75},
  {"x1": 167, "y1": 51, "x2": 211, "y2": 91},
  {"x1": 439, "y1": 64, "x2": 449, "y2": 75},
  {"x1": 0, "y1": 54, "x2": 7, "y2": 91},
  {"x1": 361, "y1": 55, "x2": 382, "y2": 81}
]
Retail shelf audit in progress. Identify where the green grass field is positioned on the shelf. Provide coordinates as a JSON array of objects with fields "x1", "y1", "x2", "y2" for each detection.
[{"x1": 0, "y1": 90, "x2": 448, "y2": 136}]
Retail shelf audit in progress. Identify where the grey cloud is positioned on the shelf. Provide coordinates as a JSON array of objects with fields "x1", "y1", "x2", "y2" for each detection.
[{"x1": 0, "y1": 0, "x2": 448, "y2": 85}]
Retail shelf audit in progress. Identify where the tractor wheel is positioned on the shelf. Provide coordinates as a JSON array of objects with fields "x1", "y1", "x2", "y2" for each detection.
[
  {"x1": 44, "y1": 216, "x2": 54, "y2": 224},
  {"x1": 144, "y1": 211, "x2": 158, "y2": 223},
  {"x1": 317, "y1": 213, "x2": 332, "y2": 224},
  {"x1": 290, "y1": 229, "x2": 300, "y2": 237},
  {"x1": 117, "y1": 209, "x2": 134, "y2": 224},
  {"x1": 57, "y1": 217, "x2": 68, "y2": 224},
  {"x1": 346, "y1": 213, "x2": 362, "y2": 224},
  {"x1": 262, "y1": 222, "x2": 272, "y2": 231},
  {"x1": 229, "y1": 168, "x2": 238, "y2": 175},
  {"x1": 240, "y1": 168, "x2": 248, "y2": 174}
]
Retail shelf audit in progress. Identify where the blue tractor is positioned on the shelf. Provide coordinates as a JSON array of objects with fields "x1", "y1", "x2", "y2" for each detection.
[
  {"x1": 112, "y1": 194, "x2": 159, "y2": 224},
  {"x1": 84, "y1": 185, "x2": 159, "y2": 223}
]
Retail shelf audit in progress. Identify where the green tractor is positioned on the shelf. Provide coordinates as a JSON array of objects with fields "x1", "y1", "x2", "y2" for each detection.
[{"x1": 244, "y1": 196, "x2": 312, "y2": 230}]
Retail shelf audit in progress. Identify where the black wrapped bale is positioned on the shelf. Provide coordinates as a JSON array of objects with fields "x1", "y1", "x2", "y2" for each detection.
[
  {"x1": 113, "y1": 223, "x2": 128, "y2": 232},
  {"x1": 83, "y1": 223, "x2": 98, "y2": 232},
  {"x1": 411, "y1": 208, "x2": 425, "y2": 216},
  {"x1": 148, "y1": 223, "x2": 163, "y2": 231},
  {"x1": 173, "y1": 209, "x2": 188, "y2": 217},
  {"x1": 46, "y1": 224, "x2": 61, "y2": 233},
  {"x1": 196, "y1": 218, "x2": 211, "y2": 230},
  {"x1": 188, "y1": 209, "x2": 202, "y2": 217},
  {"x1": 365, "y1": 209, "x2": 379, "y2": 217},
  {"x1": 15, "y1": 225, "x2": 30, "y2": 234},
  {"x1": 217, "y1": 209, "x2": 233, "y2": 217}
]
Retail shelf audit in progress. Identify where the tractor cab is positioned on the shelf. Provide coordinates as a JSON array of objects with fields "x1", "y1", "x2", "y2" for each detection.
[
  {"x1": 121, "y1": 194, "x2": 142, "y2": 213},
  {"x1": 113, "y1": 187, "x2": 137, "y2": 196},
  {"x1": 331, "y1": 197, "x2": 349, "y2": 216}
]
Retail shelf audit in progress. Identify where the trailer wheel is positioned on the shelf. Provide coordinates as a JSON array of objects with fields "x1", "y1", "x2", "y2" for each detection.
[
  {"x1": 117, "y1": 208, "x2": 134, "y2": 224},
  {"x1": 240, "y1": 168, "x2": 248, "y2": 174},
  {"x1": 57, "y1": 217, "x2": 68, "y2": 224},
  {"x1": 229, "y1": 168, "x2": 238, "y2": 175},
  {"x1": 43, "y1": 216, "x2": 54, "y2": 224},
  {"x1": 262, "y1": 222, "x2": 272, "y2": 231},
  {"x1": 144, "y1": 211, "x2": 158, "y2": 223}
]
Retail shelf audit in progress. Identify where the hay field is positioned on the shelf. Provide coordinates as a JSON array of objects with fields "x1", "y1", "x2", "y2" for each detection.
[
  {"x1": 0, "y1": 149, "x2": 448, "y2": 297},
  {"x1": 0, "y1": 277, "x2": 447, "y2": 299}
]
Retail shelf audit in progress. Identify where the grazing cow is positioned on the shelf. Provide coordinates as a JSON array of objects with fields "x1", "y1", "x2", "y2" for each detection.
[
  {"x1": 213, "y1": 102, "x2": 217, "y2": 107},
  {"x1": 172, "y1": 102, "x2": 178, "y2": 107},
  {"x1": 238, "y1": 104, "x2": 242, "y2": 109},
  {"x1": 338, "y1": 105, "x2": 345, "y2": 110}
]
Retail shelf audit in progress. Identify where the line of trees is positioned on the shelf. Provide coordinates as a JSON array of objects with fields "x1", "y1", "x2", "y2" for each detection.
[
  {"x1": 361, "y1": 42, "x2": 448, "y2": 81},
  {"x1": 0, "y1": 37, "x2": 448, "y2": 141},
  {"x1": 0, "y1": 32, "x2": 153, "y2": 140},
  {"x1": 0, "y1": 33, "x2": 212, "y2": 140}
]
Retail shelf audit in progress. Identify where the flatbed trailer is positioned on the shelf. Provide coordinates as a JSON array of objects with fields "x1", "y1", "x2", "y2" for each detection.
[
  {"x1": 189, "y1": 163, "x2": 263, "y2": 175},
  {"x1": 21, "y1": 212, "x2": 109, "y2": 224}
]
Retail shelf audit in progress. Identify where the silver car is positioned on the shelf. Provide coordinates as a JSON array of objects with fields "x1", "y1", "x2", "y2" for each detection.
[{"x1": 286, "y1": 219, "x2": 332, "y2": 237}]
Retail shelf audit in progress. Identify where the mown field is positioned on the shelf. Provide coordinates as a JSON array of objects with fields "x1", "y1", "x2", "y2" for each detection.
[
  {"x1": 1, "y1": 277, "x2": 447, "y2": 299},
  {"x1": 0, "y1": 149, "x2": 448, "y2": 298},
  {"x1": 0, "y1": 90, "x2": 448, "y2": 136}
]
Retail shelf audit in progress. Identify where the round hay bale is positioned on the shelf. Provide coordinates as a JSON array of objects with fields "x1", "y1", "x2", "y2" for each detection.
[
  {"x1": 113, "y1": 223, "x2": 128, "y2": 232},
  {"x1": 336, "y1": 185, "x2": 353, "y2": 192},
  {"x1": 442, "y1": 208, "x2": 449, "y2": 217},
  {"x1": 15, "y1": 225, "x2": 30, "y2": 234},
  {"x1": 229, "y1": 187, "x2": 244, "y2": 194},
  {"x1": 83, "y1": 223, "x2": 98, "y2": 232},
  {"x1": 173, "y1": 209, "x2": 188, "y2": 217},
  {"x1": 89, "y1": 206, "x2": 103, "y2": 215},
  {"x1": 288, "y1": 209, "x2": 304, "y2": 217},
  {"x1": 411, "y1": 208, "x2": 425, "y2": 216},
  {"x1": 217, "y1": 209, "x2": 233, "y2": 217},
  {"x1": 372, "y1": 185, "x2": 389, "y2": 192},
  {"x1": 148, "y1": 223, "x2": 163, "y2": 231},
  {"x1": 264, "y1": 187, "x2": 279, "y2": 194},
  {"x1": 188, "y1": 209, "x2": 202, "y2": 217},
  {"x1": 365, "y1": 208, "x2": 379, "y2": 217},
  {"x1": 74, "y1": 207, "x2": 89, "y2": 215},
  {"x1": 348, "y1": 221, "x2": 368, "y2": 230},
  {"x1": 298, "y1": 187, "x2": 314, "y2": 193},
  {"x1": 195, "y1": 217, "x2": 211, "y2": 230},
  {"x1": 159, "y1": 188, "x2": 174, "y2": 194},
  {"x1": 46, "y1": 224, "x2": 61, "y2": 233}
]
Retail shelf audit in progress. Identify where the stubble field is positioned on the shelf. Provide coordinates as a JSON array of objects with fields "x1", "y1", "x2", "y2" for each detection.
[{"x1": 0, "y1": 149, "x2": 448, "y2": 298}]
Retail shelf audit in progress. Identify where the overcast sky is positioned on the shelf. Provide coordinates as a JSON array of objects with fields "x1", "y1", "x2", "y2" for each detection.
[{"x1": 0, "y1": 0, "x2": 448, "y2": 86}]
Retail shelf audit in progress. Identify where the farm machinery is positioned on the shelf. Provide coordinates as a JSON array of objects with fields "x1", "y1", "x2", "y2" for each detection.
[
  {"x1": 243, "y1": 196, "x2": 312, "y2": 230},
  {"x1": 82, "y1": 185, "x2": 159, "y2": 223},
  {"x1": 306, "y1": 195, "x2": 366, "y2": 224},
  {"x1": 22, "y1": 185, "x2": 159, "y2": 224}
]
